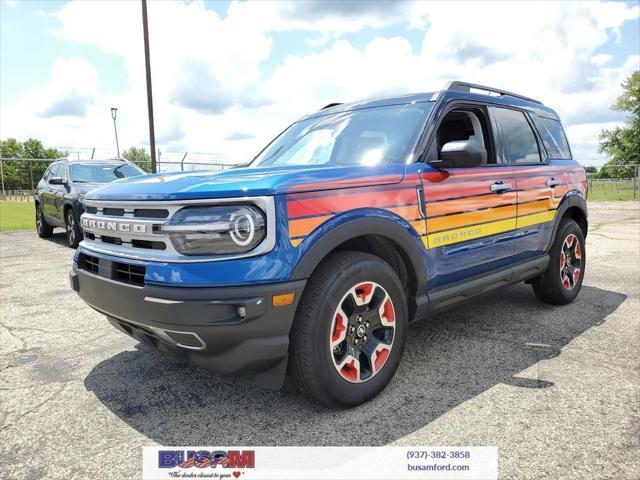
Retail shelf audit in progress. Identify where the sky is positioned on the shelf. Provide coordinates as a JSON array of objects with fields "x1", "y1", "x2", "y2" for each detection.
[{"x1": 1, "y1": 0, "x2": 639, "y2": 166}]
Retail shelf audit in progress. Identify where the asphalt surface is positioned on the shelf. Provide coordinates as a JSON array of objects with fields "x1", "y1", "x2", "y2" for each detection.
[{"x1": 1, "y1": 201, "x2": 639, "y2": 480}]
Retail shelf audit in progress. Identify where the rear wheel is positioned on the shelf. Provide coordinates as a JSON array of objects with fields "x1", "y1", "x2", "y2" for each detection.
[
  {"x1": 35, "y1": 203, "x2": 53, "y2": 238},
  {"x1": 532, "y1": 219, "x2": 585, "y2": 305},
  {"x1": 289, "y1": 251, "x2": 407, "y2": 407},
  {"x1": 65, "y1": 208, "x2": 82, "y2": 248}
]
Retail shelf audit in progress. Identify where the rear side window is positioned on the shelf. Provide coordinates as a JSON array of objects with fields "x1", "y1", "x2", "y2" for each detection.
[
  {"x1": 493, "y1": 107, "x2": 542, "y2": 164},
  {"x1": 532, "y1": 116, "x2": 572, "y2": 159}
]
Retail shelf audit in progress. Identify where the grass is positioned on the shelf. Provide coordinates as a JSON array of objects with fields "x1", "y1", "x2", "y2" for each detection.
[
  {"x1": 588, "y1": 181, "x2": 638, "y2": 201},
  {"x1": 0, "y1": 201, "x2": 35, "y2": 231}
]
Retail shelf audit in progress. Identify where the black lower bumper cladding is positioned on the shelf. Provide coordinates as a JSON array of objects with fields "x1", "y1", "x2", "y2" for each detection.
[{"x1": 70, "y1": 263, "x2": 306, "y2": 388}]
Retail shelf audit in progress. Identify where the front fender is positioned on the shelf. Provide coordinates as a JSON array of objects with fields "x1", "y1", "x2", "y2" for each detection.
[{"x1": 289, "y1": 209, "x2": 429, "y2": 295}]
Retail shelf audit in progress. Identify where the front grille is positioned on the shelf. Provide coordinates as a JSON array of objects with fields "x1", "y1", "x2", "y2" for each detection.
[
  {"x1": 78, "y1": 253, "x2": 146, "y2": 286},
  {"x1": 101, "y1": 235, "x2": 123, "y2": 245},
  {"x1": 132, "y1": 239, "x2": 166, "y2": 250},
  {"x1": 79, "y1": 197, "x2": 274, "y2": 262},
  {"x1": 135, "y1": 208, "x2": 169, "y2": 219},
  {"x1": 103, "y1": 207, "x2": 125, "y2": 216},
  {"x1": 113, "y1": 262, "x2": 146, "y2": 286},
  {"x1": 79, "y1": 253, "x2": 99, "y2": 274},
  {"x1": 80, "y1": 204, "x2": 170, "y2": 253}
]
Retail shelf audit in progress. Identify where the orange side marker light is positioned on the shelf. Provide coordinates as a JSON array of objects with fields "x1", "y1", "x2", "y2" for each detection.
[{"x1": 272, "y1": 292, "x2": 296, "y2": 307}]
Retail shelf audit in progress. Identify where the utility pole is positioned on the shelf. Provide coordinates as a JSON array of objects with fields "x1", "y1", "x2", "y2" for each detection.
[
  {"x1": 141, "y1": 0, "x2": 157, "y2": 173},
  {"x1": 110, "y1": 107, "x2": 120, "y2": 159}
]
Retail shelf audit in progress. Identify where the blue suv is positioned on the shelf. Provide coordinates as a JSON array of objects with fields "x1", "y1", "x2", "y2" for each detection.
[{"x1": 70, "y1": 82, "x2": 588, "y2": 407}]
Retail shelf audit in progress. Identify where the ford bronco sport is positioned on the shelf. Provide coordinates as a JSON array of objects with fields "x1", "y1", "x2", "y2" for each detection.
[{"x1": 70, "y1": 82, "x2": 588, "y2": 407}]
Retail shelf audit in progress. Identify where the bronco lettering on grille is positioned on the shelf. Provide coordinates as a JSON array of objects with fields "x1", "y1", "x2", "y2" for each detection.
[{"x1": 82, "y1": 217, "x2": 148, "y2": 234}]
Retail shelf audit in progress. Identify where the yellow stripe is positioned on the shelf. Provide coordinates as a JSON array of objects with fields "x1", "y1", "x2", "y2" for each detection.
[
  {"x1": 517, "y1": 209, "x2": 556, "y2": 228},
  {"x1": 290, "y1": 238, "x2": 303, "y2": 247},
  {"x1": 428, "y1": 204, "x2": 517, "y2": 233},
  {"x1": 424, "y1": 217, "x2": 517, "y2": 248},
  {"x1": 423, "y1": 209, "x2": 557, "y2": 249}
]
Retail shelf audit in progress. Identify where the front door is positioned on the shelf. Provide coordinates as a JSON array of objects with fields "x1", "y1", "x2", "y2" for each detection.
[
  {"x1": 420, "y1": 105, "x2": 518, "y2": 289},
  {"x1": 41, "y1": 162, "x2": 60, "y2": 220}
]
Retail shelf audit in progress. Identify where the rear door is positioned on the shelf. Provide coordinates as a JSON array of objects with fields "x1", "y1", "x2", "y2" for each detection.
[
  {"x1": 421, "y1": 104, "x2": 517, "y2": 289},
  {"x1": 491, "y1": 107, "x2": 565, "y2": 261}
]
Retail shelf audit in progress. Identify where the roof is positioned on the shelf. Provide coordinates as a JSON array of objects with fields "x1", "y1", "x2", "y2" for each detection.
[
  {"x1": 304, "y1": 81, "x2": 559, "y2": 121},
  {"x1": 63, "y1": 158, "x2": 129, "y2": 164}
]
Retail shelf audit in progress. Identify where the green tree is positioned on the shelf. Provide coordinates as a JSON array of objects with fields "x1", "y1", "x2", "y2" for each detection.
[
  {"x1": 123, "y1": 147, "x2": 152, "y2": 173},
  {"x1": 599, "y1": 71, "x2": 640, "y2": 178},
  {"x1": 0, "y1": 138, "x2": 65, "y2": 190}
]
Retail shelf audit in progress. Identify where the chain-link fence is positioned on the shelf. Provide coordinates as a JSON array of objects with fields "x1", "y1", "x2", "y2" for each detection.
[{"x1": 0, "y1": 159, "x2": 638, "y2": 232}]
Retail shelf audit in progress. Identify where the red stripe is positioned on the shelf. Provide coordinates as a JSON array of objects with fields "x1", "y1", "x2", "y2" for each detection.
[
  {"x1": 287, "y1": 188, "x2": 418, "y2": 218},
  {"x1": 286, "y1": 174, "x2": 402, "y2": 192}
]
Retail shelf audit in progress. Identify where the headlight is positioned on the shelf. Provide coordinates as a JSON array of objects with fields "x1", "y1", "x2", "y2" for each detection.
[{"x1": 161, "y1": 205, "x2": 266, "y2": 255}]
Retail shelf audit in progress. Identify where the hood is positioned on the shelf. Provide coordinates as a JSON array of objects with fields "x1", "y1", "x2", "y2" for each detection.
[
  {"x1": 86, "y1": 164, "x2": 405, "y2": 201},
  {"x1": 74, "y1": 183, "x2": 105, "y2": 195}
]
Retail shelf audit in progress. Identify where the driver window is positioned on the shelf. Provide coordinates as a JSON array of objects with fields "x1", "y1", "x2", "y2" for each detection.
[
  {"x1": 48, "y1": 163, "x2": 61, "y2": 179},
  {"x1": 433, "y1": 108, "x2": 494, "y2": 165}
]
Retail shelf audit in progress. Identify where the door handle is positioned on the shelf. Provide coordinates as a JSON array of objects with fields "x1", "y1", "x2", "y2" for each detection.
[
  {"x1": 546, "y1": 177, "x2": 561, "y2": 188},
  {"x1": 490, "y1": 181, "x2": 512, "y2": 193}
]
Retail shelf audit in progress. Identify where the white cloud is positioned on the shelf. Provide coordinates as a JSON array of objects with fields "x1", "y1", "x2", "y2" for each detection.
[
  {"x1": 1, "y1": 0, "x2": 638, "y2": 166},
  {"x1": 4, "y1": 0, "x2": 17, "y2": 8},
  {"x1": 34, "y1": 58, "x2": 99, "y2": 118}
]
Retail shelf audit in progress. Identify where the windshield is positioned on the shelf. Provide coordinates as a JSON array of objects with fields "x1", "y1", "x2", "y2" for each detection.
[
  {"x1": 69, "y1": 163, "x2": 144, "y2": 183},
  {"x1": 251, "y1": 103, "x2": 432, "y2": 168}
]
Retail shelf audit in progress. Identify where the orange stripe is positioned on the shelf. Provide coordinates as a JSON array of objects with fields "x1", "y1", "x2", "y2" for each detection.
[
  {"x1": 518, "y1": 199, "x2": 557, "y2": 216},
  {"x1": 288, "y1": 215, "x2": 333, "y2": 238},
  {"x1": 427, "y1": 193, "x2": 517, "y2": 217},
  {"x1": 410, "y1": 220, "x2": 426, "y2": 235},
  {"x1": 386, "y1": 204, "x2": 421, "y2": 221},
  {"x1": 428, "y1": 204, "x2": 517, "y2": 232}
]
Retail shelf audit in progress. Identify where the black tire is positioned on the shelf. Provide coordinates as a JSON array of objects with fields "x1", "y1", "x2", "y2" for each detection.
[
  {"x1": 289, "y1": 251, "x2": 408, "y2": 407},
  {"x1": 65, "y1": 208, "x2": 82, "y2": 248},
  {"x1": 531, "y1": 219, "x2": 585, "y2": 305},
  {"x1": 35, "y1": 203, "x2": 53, "y2": 238}
]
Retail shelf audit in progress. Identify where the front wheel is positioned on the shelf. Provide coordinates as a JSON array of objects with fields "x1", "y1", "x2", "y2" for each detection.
[
  {"x1": 531, "y1": 219, "x2": 585, "y2": 305},
  {"x1": 65, "y1": 208, "x2": 82, "y2": 248},
  {"x1": 289, "y1": 251, "x2": 408, "y2": 407}
]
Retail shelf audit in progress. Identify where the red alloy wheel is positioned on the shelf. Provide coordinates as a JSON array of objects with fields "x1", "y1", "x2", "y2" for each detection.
[
  {"x1": 559, "y1": 233, "x2": 582, "y2": 290},
  {"x1": 329, "y1": 281, "x2": 396, "y2": 383}
]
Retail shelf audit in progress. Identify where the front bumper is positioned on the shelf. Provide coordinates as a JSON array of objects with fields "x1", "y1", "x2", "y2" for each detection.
[{"x1": 70, "y1": 264, "x2": 306, "y2": 388}]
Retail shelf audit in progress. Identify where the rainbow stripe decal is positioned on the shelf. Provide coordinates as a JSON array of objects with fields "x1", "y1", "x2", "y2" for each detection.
[{"x1": 286, "y1": 166, "x2": 587, "y2": 249}]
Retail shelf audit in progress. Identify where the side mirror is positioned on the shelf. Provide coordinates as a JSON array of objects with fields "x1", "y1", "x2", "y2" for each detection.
[
  {"x1": 49, "y1": 177, "x2": 65, "y2": 185},
  {"x1": 433, "y1": 139, "x2": 487, "y2": 168}
]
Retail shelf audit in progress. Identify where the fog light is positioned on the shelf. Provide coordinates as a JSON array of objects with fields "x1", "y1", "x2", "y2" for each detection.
[
  {"x1": 272, "y1": 292, "x2": 295, "y2": 307},
  {"x1": 237, "y1": 305, "x2": 247, "y2": 318}
]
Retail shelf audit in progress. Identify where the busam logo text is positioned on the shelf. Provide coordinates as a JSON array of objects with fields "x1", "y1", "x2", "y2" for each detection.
[{"x1": 159, "y1": 450, "x2": 255, "y2": 469}]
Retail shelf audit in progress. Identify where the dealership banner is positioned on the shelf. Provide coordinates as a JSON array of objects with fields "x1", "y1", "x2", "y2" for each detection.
[{"x1": 142, "y1": 446, "x2": 498, "y2": 480}]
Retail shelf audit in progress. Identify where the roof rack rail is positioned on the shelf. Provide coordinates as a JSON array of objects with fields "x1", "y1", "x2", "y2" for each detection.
[
  {"x1": 444, "y1": 81, "x2": 543, "y2": 105},
  {"x1": 321, "y1": 102, "x2": 342, "y2": 110}
]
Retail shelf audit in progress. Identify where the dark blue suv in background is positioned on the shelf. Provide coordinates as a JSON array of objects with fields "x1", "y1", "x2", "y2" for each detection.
[{"x1": 35, "y1": 159, "x2": 144, "y2": 247}]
